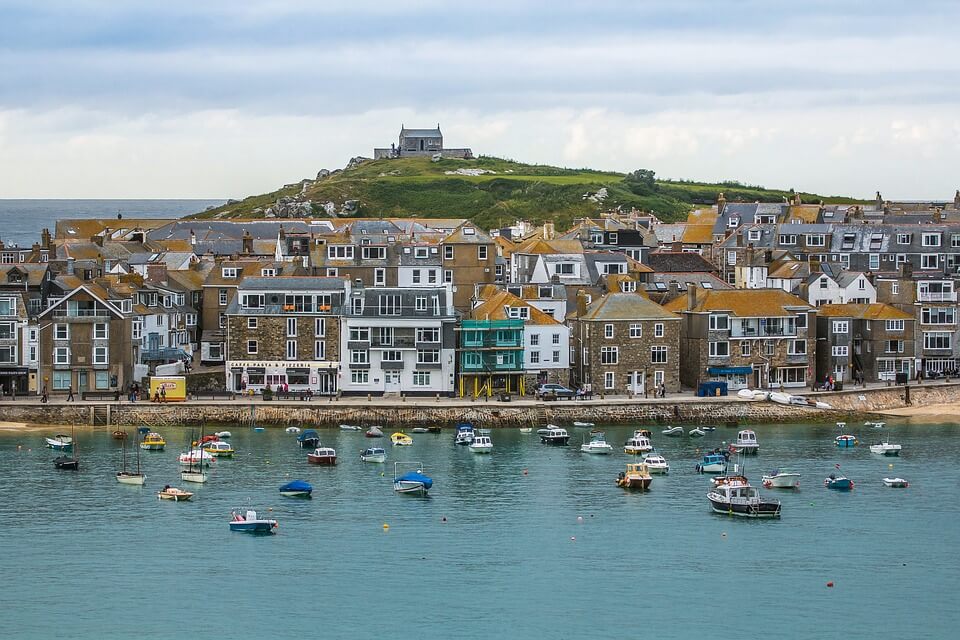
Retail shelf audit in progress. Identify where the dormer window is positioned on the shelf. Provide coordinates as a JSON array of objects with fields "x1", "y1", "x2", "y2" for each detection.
[
  {"x1": 415, "y1": 247, "x2": 429, "y2": 259},
  {"x1": 748, "y1": 230, "x2": 761, "y2": 242},
  {"x1": 728, "y1": 217, "x2": 739, "y2": 228},
  {"x1": 506, "y1": 306, "x2": 529, "y2": 320},
  {"x1": 221, "y1": 267, "x2": 238, "y2": 278},
  {"x1": 463, "y1": 227, "x2": 476, "y2": 235},
  {"x1": 261, "y1": 268, "x2": 276, "y2": 277}
]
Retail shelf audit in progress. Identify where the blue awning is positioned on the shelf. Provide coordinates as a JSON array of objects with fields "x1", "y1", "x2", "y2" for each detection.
[{"x1": 707, "y1": 366, "x2": 753, "y2": 375}]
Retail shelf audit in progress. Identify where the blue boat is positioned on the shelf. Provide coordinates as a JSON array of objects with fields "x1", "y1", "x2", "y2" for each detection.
[
  {"x1": 297, "y1": 429, "x2": 320, "y2": 448},
  {"x1": 696, "y1": 453, "x2": 728, "y2": 474},
  {"x1": 394, "y1": 462, "x2": 433, "y2": 495},
  {"x1": 824, "y1": 474, "x2": 854, "y2": 490},
  {"x1": 279, "y1": 480, "x2": 313, "y2": 498},
  {"x1": 229, "y1": 509, "x2": 278, "y2": 534}
]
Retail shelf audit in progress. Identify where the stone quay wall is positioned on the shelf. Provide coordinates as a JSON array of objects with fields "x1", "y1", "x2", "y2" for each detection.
[{"x1": 2, "y1": 382, "x2": 955, "y2": 428}]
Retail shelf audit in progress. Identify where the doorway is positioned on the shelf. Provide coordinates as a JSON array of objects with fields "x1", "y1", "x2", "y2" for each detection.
[
  {"x1": 78, "y1": 370, "x2": 89, "y2": 392},
  {"x1": 752, "y1": 366, "x2": 762, "y2": 389},
  {"x1": 384, "y1": 371, "x2": 401, "y2": 392}
]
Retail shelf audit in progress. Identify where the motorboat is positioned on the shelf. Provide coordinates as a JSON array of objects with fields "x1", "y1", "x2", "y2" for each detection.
[
  {"x1": 253, "y1": 427, "x2": 266, "y2": 432},
  {"x1": 869, "y1": 441, "x2": 901, "y2": 456},
  {"x1": 883, "y1": 477, "x2": 909, "y2": 488},
  {"x1": 45, "y1": 434, "x2": 73, "y2": 450},
  {"x1": 572, "y1": 421, "x2": 595, "y2": 428},
  {"x1": 339, "y1": 424, "x2": 362, "y2": 432},
  {"x1": 229, "y1": 509, "x2": 278, "y2": 534},
  {"x1": 360, "y1": 447, "x2": 387, "y2": 463},
  {"x1": 178, "y1": 449, "x2": 215, "y2": 466},
  {"x1": 279, "y1": 480, "x2": 313, "y2": 497},
  {"x1": 835, "y1": 434, "x2": 858, "y2": 448},
  {"x1": 707, "y1": 482, "x2": 781, "y2": 518},
  {"x1": 733, "y1": 430, "x2": 759, "y2": 455},
  {"x1": 696, "y1": 453, "x2": 728, "y2": 474},
  {"x1": 140, "y1": 432, "x2": 166, "y2": 451},
  {"x1": 426, "y1": 426, "x2": 443, "y2": 434},
  {"x1": 469, "y1": 434, "x2": 493, "y2": 453},
  {"x1": 616, "y1": 463, "x2": 653, "y2": 491},
  {"x1": 307, "y1": 447, "x2": 337, "y2": 465},
  {"x1": 411, "y1": 427, "x2": 430, "y2": 434},
  {"x1": 702, "y1": 426, "x2": 717, "y2": 432},
  {"x1": 519, "y1": 427, "x2": 533, "y2": 434},
  {"x1": 761, "y1": 470, "x2": 801, "y2": 489},
  {"x1": 215, "y1": 431, "x2": 232, "y2": 439},
  {"x1": 285, "y1": 426, "x2": 301, "y2": 434},
  {"x1": 711, "y1": 474, "x2": 749, "y2": 487},
  {"x1": 662, "y1": 426, "x2": 684, "y2": 437},
  {"x1": 197, "y1": 434, "x2": 219, "y2": 447},
  {"x1": 865, "y1": 421, "x2": 885, "y2": 429},
  {"x1": 624, "y1": 430, "x2": 653, "y2": 455},
  {"x1": 365, "y1": 426, "x2": 384, "y2": 438},
  {"x1": 157, "y1": 486, "x2": 193, "y2": 501},
  {"x1": 769, "y1": 392, "x2": 791, "y2": 405},
  {"x1": 642, "y1": 453, "x2": 670, "y2": 474},
  {"x1": 824, "y1": 473, "x2": 854, "y2": 490},
  {"x1": 391, "y1": 432, "x2": 413, "y2": 447},
  {"x1": 203, "y1": 441, "x2": 235, "y2": 458},
  {"x1": 112, "y1": 430, "x2": 128, "y2": 440},
  {"x1": 688, "y1": 428, "x2": 706, "y2": 438},
  {"x1": 580, "y1": 431, "x2": 613, "y2": 455},
  {"x1": 536, "y1": 426, "x2": 552, "y2": 436},
  {"x1": 297, "y1": 429, "x2": 321, "y2": 448},
  {"x1": 454, "y1": 422, "x2": 475, "y2": 445},
  {"x1": 540, "y1": 427, "x2": 570, "y2": 445},
  {"x1": 393, "y1": 462, "x2": 432, "y2": 496}
]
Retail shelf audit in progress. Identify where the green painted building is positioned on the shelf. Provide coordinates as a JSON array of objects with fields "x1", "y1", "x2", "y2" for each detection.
[{"x1": 457, "y1": 319, "x2": 525, "y2": 397}]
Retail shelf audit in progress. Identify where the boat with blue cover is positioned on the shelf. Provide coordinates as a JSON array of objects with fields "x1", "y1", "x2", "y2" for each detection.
[
  {"x1": 229, "y1": 509, "x2": 278, "y2": 534},
  {"x1": 279, "y1": 480, "x2": 313, "y2": 498},
  {"x1": 297, "y1": 429, "x2": 321, "y2": 448},
  {"x1": 696, "y1": 452, "x2": 728, "y2": 474},
  {"x1": 393, "y1": 462, "x2": 433, "y2": 495}
]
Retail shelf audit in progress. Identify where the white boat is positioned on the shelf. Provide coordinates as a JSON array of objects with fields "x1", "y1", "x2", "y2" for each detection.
[
  {"x1": 116, "y1": 430, "x2": 146, "y2": 485},
  {"x1": 883, "y1": 477, "x2": 909, "y2": 488},
  {"x1": 736, "y1": 389, "x2": 769, "y2": 401},
  {"x1": 215, "y1": 431, "x2": 232, "y2": 439},
  {"x1": 393, "y1": 462, "x2": 432, "y2": 495},
  {"x1": 815, "y1": 401, "x2": 832, "y2": 409},
  {"x1": 642, "y1": 453, "x2": 670, "y2": 474},
  {"x1": 203, "y1": 441, "x2": 235, "y2": 457},
  {"x1": 662, "y1": 426, "x2": 684, "y2": 437},
  {"x1": 572, "y1": 421, "x2": 595, "y2": 428},
  {"x1": 707, "y1": 482, "x2": 781, "y2": 518},
  {"x1": 580, "y1": 431, "x2": 613, "y2": 455},
  {"x1": 770, "y1": 392, "x2": 792, "y2": 405},
  {"x1": 540, "y1": 427, "x2": 570, "y2": 445},
  {"x1": 411, "y1": 427, "x2": 430, "y2": 434},
  {"x1": 761, "y1": 470, "x2": 801, "y2": 489},
  {"x1": 536, "y1": 425, "x2": 555, "y2": 436},
  {"x1": 733, "y1": 430, "x2": 759, "y2": 454},
  {"x1": 519, "y1": 427, "x2": 533, "y2": 433},
  {"x1": 689, "y1": 428, "x2": 706, "y2": 438},
  {"x1": 339, "y1": 424, "x2": 362, "y2": 432},
  {"x1": 866, "y1": 421, "x2": 885, "y2": 429},
  {"x1": 180, "y1": 469, "x2": 208, "y2": 483},
  {"x1": 788, "y1": 395, "x2": 812, "y2": 406},
  {"x1": 178, "y1": 449, "x2": 215, "y2": 466},
  {"x1": 285, "y1": 426, "x2": 301, "y2": 434},
  {"x1": 157, "y1": 486, "x2": 193, "y2": 501},
  {"x1": 870, "y1": 441, "x2": 902, "y2": 456},
  {"x1": 624, "y1": 430, "x2": 653, "y2": 455},
  {"x1": 360, "y1": 447, "x2": 386, "y2": 463},
  {"x1": 45, "y1": 434, "x2": 73, "y2": 450},
  {"x1": 469, "y1": 434, "x2": 493, "y2": 454},
  {"x1": 454, "y1": 423, "x2": 475, "y2": 445}
]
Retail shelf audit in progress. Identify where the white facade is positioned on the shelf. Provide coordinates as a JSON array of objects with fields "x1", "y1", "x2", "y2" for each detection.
[
  {"x1": 397, "y1": 265, "x2": 443, "y2": 288},
  {"x1": 808, "y1": 273, "x2": 877, "y2": 306},
  {"x1": 523, "y1": 323, "x2": 570, "y2": 373}
]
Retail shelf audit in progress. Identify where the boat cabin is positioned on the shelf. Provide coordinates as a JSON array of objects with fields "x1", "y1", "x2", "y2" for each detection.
[{"x1": 736, "y1": 430, "x2": 758, "y2": 445}]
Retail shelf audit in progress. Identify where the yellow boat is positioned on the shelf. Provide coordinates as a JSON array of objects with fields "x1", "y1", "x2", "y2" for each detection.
[
  {"x1": 391, "y1": 432, "x2": 413, "y2": 446},
  {"x1": 203, "y1": 441, "x2": 235, "y2": 457},
  {"x1": 139, "y1": 432, "x2": 166, "y2": 451}
]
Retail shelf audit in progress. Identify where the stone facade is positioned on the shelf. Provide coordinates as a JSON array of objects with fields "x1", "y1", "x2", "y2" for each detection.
[{"x1": 575, "y1": 317, "x2": 682, "y2": 394}]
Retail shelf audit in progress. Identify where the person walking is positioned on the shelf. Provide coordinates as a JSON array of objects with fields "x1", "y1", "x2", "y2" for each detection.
[
  {"x1": 41, "y1": 385, "x2": 48, "y2": 403},
  {"x1": 160, "y1": 387, "x2": 166, "y2": 403},
  {"x1": 67, "y1": 387, "x2": 75, "y2": 402}
]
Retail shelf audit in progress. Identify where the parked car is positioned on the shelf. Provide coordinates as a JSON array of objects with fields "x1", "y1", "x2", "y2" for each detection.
[{"x1": 536, "y1": 384, "x2": 576, "y2": 400}]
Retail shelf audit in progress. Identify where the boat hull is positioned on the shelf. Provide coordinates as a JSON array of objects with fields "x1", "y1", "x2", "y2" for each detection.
[
  {"x1": 617, "y1": 477, "x2": 652, "y2": 490},
  {"x1": 645, "y1": 464, "x2": 669, "y2": 474},
  {"x1": 580, "y1": 445, "x2": 613, "y2": 455},
  {"x1": 158, "y1": 489, "x2": 193, "y2": 501},
  {"x1": 733, "y1": 444, "x2": 759, "y2": 455},
  {"x1": 883, "y1": 478, "x2": 909, "y2": 488},
  {"x1": 870, "y1": 446, "x2": 901, "y2": 456},
  {"x1": 229, "y1": 521, "x2": 278, "y2": 534},
  {"x1": 298, "y1": 438, "x2": 321, "y2": 448},
  {"x1": 139, "y1": 443, "x2": 165, "y2": 451},
  {"x1": 697, "y1": 462, "x2": 727, "y2": 474},
  {"x1": 540, "y1": 436, "x2": 569, "y2": 445},
  {"x1": 181, "y1": 471, "x2": 208, "y2": 483},
  {"x1": 469, "y1": 445, "x2": 493, "y2": 454},
  {"x1": 116, "y1": 472, "x2": 146, "y2": 485},
  {"x1": 360, "y1": 454, "x2": 386, "y2": 463},
  {"x1": 307, "y1": 455, "x2": 337, "y2": 465},
  {"x1": 394, "y1": 481, "x2": 429, "y2": 495},
  {"x1": 54, "y1": 457, "x2": 79, "y2": 470},
  {"x1": 825, "y1": 478, "x2": 854, "y2": 490},
  {"x1": 279, "y1": 490, "x2": 313, "y2": 498},
  {"x1": 762, "y1": 474, "x2": 800, "y2": 489}
]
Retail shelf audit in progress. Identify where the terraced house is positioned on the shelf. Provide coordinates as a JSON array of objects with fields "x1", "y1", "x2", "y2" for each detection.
[
  {"x1": 225, "y1": 277, "x2": 346, "y2": 395},
  {"x1": 815, "y1": 303, "x2": 915, "y2": 384},
  {"x1": 666, "y1": 287, "x2": 816, "y2": 391}
]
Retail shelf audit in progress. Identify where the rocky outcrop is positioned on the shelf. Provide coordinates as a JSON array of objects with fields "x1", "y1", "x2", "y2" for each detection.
[
  {"x1": 264, "y1": 196, "x2": 314, "y2": 218},
  {"x1": 316, "y1": 169, "x2": 331, "y2": 180},
  {"x1": 345, "y1": 156, "x2": 370, "y2": 171}
]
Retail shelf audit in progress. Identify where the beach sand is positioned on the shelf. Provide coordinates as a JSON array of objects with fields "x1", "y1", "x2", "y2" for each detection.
[{"x1": 879, "y1": 402, "x2": 960, "y2": 421}]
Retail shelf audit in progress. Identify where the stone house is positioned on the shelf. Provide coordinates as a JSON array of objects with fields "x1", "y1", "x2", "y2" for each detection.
[
  {"x1": 570, "y1": 291, "x2": 681, "y2": 395},
  {"x1": 373, "y1": 125, "x2": 473, "y2": 159},
  {"x1": 665, "y1": 287, "x2": 816, "y2": 391},
  {"x1": 224, "y1": 277, "x2": 346, "y2": 395},
  {"x1": 814, "y1": 303, "x2": 915, "y2": 384}
]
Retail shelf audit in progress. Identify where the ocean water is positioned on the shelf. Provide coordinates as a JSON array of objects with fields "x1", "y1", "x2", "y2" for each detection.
[
  {"x1": 0, "y1": 199, "x2": 224, "y2": 247},
  {"x1": 1, "y1": 422, "x2": 958, "y2": 639}
]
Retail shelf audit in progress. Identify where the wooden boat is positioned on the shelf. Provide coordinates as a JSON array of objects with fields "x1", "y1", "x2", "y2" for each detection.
[
  {"x1": 711, "y1": 474, "x2": 749, "y2": 487},
  {"x1": 307, "y1": 447, "x2": 337, "y2": 465},
  {"x1": 157, "y1": 486, "x2": 193, "y2": 501},
  {"x1": 883, "y1": 477, "x2": 909, "y2": 488},
  {"x1": 624, "y1": 430, "x2": 653, "y2": 455},
  {"x1": 616, "y1": 463, "x2": 653, "y2": 491},
  {"x1": 393, "y1": 462, "x2": 432, "y2": 496},
  {"x1": 54, "y1": 426, "x2": 79, "y2": 470},
  {"x1": 707, "y1": 482, "x2": 781, "y2": 518},
  {"x1": 112, "y1": 430, "x2": 128, "y2": 440},
  {"x1": 140, "y1": 432, "x2": 166, "y2": 451},
  {"x1": 391, "y1": 432, "x2": 413, "y2": 446},
  {"x1": 229, "y1": 509, "x2": 278, "y2": 534},
  {"x1": 279, "y1": 480, "x2": 313, "y2": 497},
  {"x1": 116, "y1": 430, "x2": 146, "y2": 485}
]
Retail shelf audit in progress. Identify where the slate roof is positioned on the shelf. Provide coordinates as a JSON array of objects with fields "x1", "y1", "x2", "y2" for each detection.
[
  {"x1": 579, "y1": 292, "x2": 679, "y2": 321},
  {"x1": 646, "y1": 252, "x2": 717, "y2": 273}
]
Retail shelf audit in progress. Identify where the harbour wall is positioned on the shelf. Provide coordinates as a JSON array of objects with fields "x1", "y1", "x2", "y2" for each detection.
[{"x1": 2, "y1": 382, "x2": 956, "y2": 428}]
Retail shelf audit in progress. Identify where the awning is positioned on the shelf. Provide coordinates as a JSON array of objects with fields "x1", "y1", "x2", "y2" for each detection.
[{"x1": 707, "y1": 366, "x2": 753, "y2": 375}]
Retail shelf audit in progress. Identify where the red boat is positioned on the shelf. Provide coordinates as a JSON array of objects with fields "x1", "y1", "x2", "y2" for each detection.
[
  {"x1": 307, "y1": 447, "x2": 337, "y2": 465},
  {"x1": 197, "y1": 434, "x2": 219, "y2": 446}
]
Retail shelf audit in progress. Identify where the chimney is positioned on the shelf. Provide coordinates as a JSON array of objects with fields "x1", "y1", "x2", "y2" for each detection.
[
  {"x1": 672, "y1": 241, "x2": 681, "y2": 252},
  {"x1": 809, "y1": 257, "x2": 822, "y2": 273},
  {"x1": 899, "y1": 262, "x2": 913, "y2": 278},
  {"x1": 954, "y1": 189, "x2": 960, "y2": 210},
  {"x1": 717, "y1": 192, "x2": 726, "y2": 216},
  {"x1": 933, "y1": 207, "x2": 943, "y2": 223},
  {"x1": 96, "y1": 253, "x2": 104, "y2": 276},
  {"x1": 764, "y1": 249, "x2": 773, "y2": 263},
  {"x1": 66, "y1": 257, "x2": 75, "y2": 276},
  {"x1": 875, "y1": 191, "x2": 883, "y2": 209},
  {"x1": 746, "y1": 243, "x2": 755, "y2": 265},
  {"x1": 543, "y1": 221, "x2": 555, "y2": 240},
  {"x1": 687, "y1": 283, "x2": 697, "y2": 311},
  {"x1": 736, "y1": 231, "x2": 743, "y2": 247},
  {"x1": 146, "y1": 262, "x2": 168, "y2": 285},
  {"x1": 41, "y1": 228, "x2": 52, "y2": 250},
  {"x1": 242, "y1": 229, "x2": 253, "y2": 254},
  {"x1": 91, "y1": 234, "x2": 104, "y2": 247},
  {"x1": 190, "y1": 229, "x2": 197, "y2": 246},
  {"x1": 576, "y1": 289, "x2": 588, "y2": 317}
]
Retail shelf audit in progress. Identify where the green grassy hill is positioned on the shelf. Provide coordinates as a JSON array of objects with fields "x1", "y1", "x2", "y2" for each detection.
[{"x1": 190, "y1": 156, "x2": 863, "y2": 227}]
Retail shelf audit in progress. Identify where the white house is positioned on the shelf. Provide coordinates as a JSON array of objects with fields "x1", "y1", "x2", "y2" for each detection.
[{"x1": 807, "y1": 271, "x2": 877, "y2": 306}]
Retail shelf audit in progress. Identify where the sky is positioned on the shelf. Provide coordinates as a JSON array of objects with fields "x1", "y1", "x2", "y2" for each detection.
[{"x1": 1, "y1": 0, "x2": 959, "y2": 200}]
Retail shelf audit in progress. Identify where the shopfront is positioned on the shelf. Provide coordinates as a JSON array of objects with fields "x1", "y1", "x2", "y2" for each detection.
[
  {"x1": 227, "y1": 361, "x2": 338, "y2": 395},
  {"x1": 706, "y1": 366, "x2": 752, "y2": 390}
]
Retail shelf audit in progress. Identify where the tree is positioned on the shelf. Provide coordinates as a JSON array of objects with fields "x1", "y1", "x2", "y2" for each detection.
[{"x1": 625, "y1": 169, "x2": 657, "y2": 195}]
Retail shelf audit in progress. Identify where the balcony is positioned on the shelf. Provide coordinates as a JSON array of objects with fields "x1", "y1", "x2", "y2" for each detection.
[
  {"x1": 730, "y1": 320, "x2": 796, "y2": 338},
  {"x1": 372, "y1": 337, "x2": 415, "y2": 349},
  {"x1": 52, "y1": 309, "x2": 110, "y2": 319},
  {"x1": 918, "y1": 291, "x2": 957, "y2": 302}
]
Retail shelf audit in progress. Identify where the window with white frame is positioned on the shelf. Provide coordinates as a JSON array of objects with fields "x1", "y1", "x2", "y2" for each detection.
[
  {"x1": 629, "y1": 324, "x2": 642, "y2": 338},
  {"x1": 922, "y1": 233, "x2": 941, "y2": 247},
  {"x1": 443, "y1": 269, "x2": 453, "y2": 283},
  {"x1": 530, "y1": 333, "x2": 540, "y2": 346},
  {"x1": 921, "y1": 254, "x2": 939, "y2": 270},
  {"x1": 748, "y1": 229, "x2": 761, "y2": 241},
  {"x1": 529, "y1": 351, "x2": 540, "y2": 364},
  {"x1": 351, "y1": 370, "x2": 369, "y2": 384},
  {"x1": 52, "y1": 370, "x2": 71, "y2": 390},
  {"x1": 892, "y1": 281, "x2": 900, "y2": 295},
  {"x1": 417, "y1": 327, "x2": 440, "y2": 343},
  {"x1": 54, "y1": 347, "x2": 70, "y2": 365},
  {"x1": 247, "y1": 340, "x2": 258, "y2": 354},
  {"x1": 708, "y1": 314, "x2": 729, "y2": 331},
  {"x1": 414, "y1": 247, "x2": 429, "y2": 259},
  {"x1": 350, "y1": 349, "x2": 369, "y2": 365},
  {"x1": 886, "y1": 319, "x2": 904, "y2": 331},
  {"x1": 924, "y1": 332, "x2": 952, "y2": 350},
  {"x1": 444, "y1": 246, "x2": 454, "y2": 260},
  {"x1": 362, "y1": 247, "x2": 386, "y2": 260},
  {"x1": 952, "y1": 234, "x2": 960, "y2": 248},
  {"x1": 286, "y1": 317, "x2": 297, "y2": 337},
  {"x1": 654, "y1": 323, "x2": 664, "y2": 338},
  {"x1": 555, "y1": 263, "x2": 575, "y2": 275},
  {"x1": 604, "y1": 371, "x2": 615, "y2": 389},
  {"x1": 727, "y1": 251, "x2": 737, "y2": 266},
  {"x1": 507, "y1": 306, "x2": 529, "y2": 320},
  {"x1": 381, "y1": 350, "x2": 402, "y2": 363},
  {"x1": 621, "y1": 280, "x2": 637, "y2": 293},
  {"x1": 789, "y1": 340, "x2": 806, "y2": 355},
  {"x1": 54, "y1": 324, "x2": 68, "y2": 340},
  {"x1": 221, "y1": 267, "x2": 238, "y2": 278},
  {"x1": 92, "y1": 323, "x2": 107, "y2": 340},
  {"x1": 897, "y1": 233, "x2": 911, "y2": 245},
  {"x1": 414, "y1": 296, "x2": 428, "y2": 312},
  {"x1": 552, "y1": 350, "x2": 560, "y2": 362},
  {"x1": 413, "y1": 371, "x2": 431, "y2": 386},
  {"x1": 604, "y1": 324, "x2": 614, "y2": 339},
  {"x1": 93, "y1": 346, "x2": 108, "y2": 364},
  {"x1": 417, "y1": 349, "x2": 440, "y2": 364},
  {"x1": 869, "y1": 254, "x2": 880, "y2": 271},
  {"x1": 477, "y1": 246, "x2": 488, "y2": 260},
  {"x1": 600, "y1": 346, "x2": 618, "y2": 364},
  {"x1": 246, "y1": 317, "x2": 257, "y2": 330},
  {"x1": 261, "y1": 268, "x2": 276, "y2": 277},
  {"x1": 921, "y1": 307, "x2": 956, "y2": 324},
  {"x1": 313, "y1": 339, "x2": 325, "y2": 359},
  {"x1": 832, "y1": 321, "x2": 849, "y2": 334},
  {"x1": 886, "y1": 340, "x2": 904, "y2": 353},
  {"x1": 832, "y1": 345, "x2": 848, "y2": 357},
  {"x1": 765, "y1": 341, "x2": 775, "y2": 355},
  {"x1": 651, "y1": 346, "x2": 667, "y2": 363},
  {"x1": 709, "y1": 341, "x2": 729, "y2": 357},
  {"x1": 552, "y1": 333, "x2": 561, "y2": 345},
  {"x1": 806, "y1": 234, "x2": 825, "y2": 247},
  {"x1": 740, "y1": 341, "x2": 750, "y2": 356}
]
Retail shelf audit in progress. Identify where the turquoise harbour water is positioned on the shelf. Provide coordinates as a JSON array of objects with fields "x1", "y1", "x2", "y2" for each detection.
[{"x1": 2, "y1": 422, "x2": 958, "y2": 639}]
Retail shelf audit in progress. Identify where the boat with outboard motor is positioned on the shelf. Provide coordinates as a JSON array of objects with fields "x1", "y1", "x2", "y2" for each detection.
[
  {"x1": 696, "y1": 452, "x2": 728, "y2": 474},
  {"x1": 393, "y1": 462, "x2": 432, "y2": 496},
  {"x1": 761, "y1": 470, "x2": 801, "y2": 489},
  {"x1": 360, "y1": 447, "x2": 386, "y2": 463},
  {"x1": 391, "y1": 432, "x2": 413, "y2": 446},
  {"x1": 229, "y1": 509, "x2": 278, "y2": 534},
  {"x1": 825, "y1": 465, "x2": 854, "y2": 490},
  {"x1": 883, "y1": 477, "x2": 909, "y2": 488},
  {"x1": 580, "y1": 431, "x2": 614, "y2": 455},
  {"x1": 616, "y1": 463, "x2": 653, "y2": 490},
  {"x1": 45, "y1": 434, "x2": 73, "y2": 450},
  {"x1": 307, "y1": 446, "x2": 337, "y2": 465},
  {"x1": 157, "y1": 485, "x2": 193, "y2": 501},
  {"x1": 454, "y1": 422, "x2": 475, "y2": 445},
  {"x1": 469, "y1": 433, "x2": 493, "y2": 453},
  {"x1": 642, "y1": 452, "x2": 670, "y2": 474},
  {"x1": 732, "y1": 430, "x2": 759, "y2": 455},
  {"x1": 869, "y1": 441, "x2": 901, "y2": 456},
  {"x1": 140, "y1": 432, "x2": 166, "y2": 451},
  {"x1": 662, "y1": 426, "x2": 684, "y2": 437}
]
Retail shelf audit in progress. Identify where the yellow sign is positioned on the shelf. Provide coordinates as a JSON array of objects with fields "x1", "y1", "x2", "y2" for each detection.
[{"x1": 149, "y1": 376, "x2": 186, "y2": 402}]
